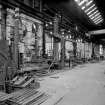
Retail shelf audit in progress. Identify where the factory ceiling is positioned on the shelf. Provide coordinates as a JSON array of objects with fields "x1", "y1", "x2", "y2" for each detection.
[{"x1": 43, "y1": 0, "x2": 105, "y2": 43}]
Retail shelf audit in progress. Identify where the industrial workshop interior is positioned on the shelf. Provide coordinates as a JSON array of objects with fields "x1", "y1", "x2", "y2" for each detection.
[{"x1": 0, "y1": 0, "x2": 105, "y2": 105}]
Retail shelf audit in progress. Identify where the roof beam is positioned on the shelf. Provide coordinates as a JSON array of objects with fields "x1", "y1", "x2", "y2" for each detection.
[{"x1": 88, "y1": 29, "x2": 105, "y2": 35}]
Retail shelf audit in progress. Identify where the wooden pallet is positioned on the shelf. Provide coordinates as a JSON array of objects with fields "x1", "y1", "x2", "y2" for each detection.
[
  {"x1": 11, "y1": 89, "x2": 34, "y2": 100},
  {"x1": 9, "y1": 89, "x2": 50, "y2": 105},
  {"x1": 29, "y1": 94, "x2": 49, "y2": 105},
  {"x1": 19, "y1": 92, "x2": 43, "y2": 105},
  {"x1": 0, "y1": 91, "x2": 13, "y2": 102}
]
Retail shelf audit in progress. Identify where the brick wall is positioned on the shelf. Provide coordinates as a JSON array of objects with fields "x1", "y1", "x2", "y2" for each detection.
[
  {"x1": 94, "y1": 44, "x2": 100, "y2": 57},
  {"x1": 20, "y1": 13, "x2": 43, "y2": 60},
  {"x1": 65, "y1": 41, "x2": 73, "y2": 59},
  {"x1": 6, "y1": 8, "x2": 15, "y2": 45},
  {"x1": 6, "y1": 8, "x2": 43, "y2": 61}
]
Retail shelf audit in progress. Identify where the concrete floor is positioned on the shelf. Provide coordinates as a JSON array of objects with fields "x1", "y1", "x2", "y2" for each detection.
[{"x1": 38, "y1": 61, "x2": 105, "y2": 105}]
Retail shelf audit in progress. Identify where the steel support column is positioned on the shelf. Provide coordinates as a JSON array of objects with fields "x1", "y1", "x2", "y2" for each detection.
[
  {"x1": 53, "y1": 15, "x2": 59, "y2": 60},
  {"x1": 92, "y1": 43, "x2": 95, "y2": 58},
  {"x1": 14, "y1": 8, "x2": 20, "y2": 70},
  {"x1": 73, "y1": 41, "x2": 77, "y2": 58},
  {"x1": 61, "y1": 37, "x2": 65, "y2": 69},
  {"x1": 42, "y1": 23, "x2": 46, "y2": 58},
  {"x1": 0, "y1": 5, "x2": 9, "y2": 92}
]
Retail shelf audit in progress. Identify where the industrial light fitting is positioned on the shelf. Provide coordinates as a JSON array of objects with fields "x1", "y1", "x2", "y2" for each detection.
[
  {"x1": 89, "y1": 14, "x2": 100, "y2": 20},
  {"x1": 85, "y1": 4, "x2": 95, "y2": 13},
  {"x1": 78, "y1": 0, "x2": 86, "y2": 6},
  {"x1": 87, "y1": 7, "x2": 97, "y2": 15},
  {"x1": 86, "y1": 0, "x2": 93, "y2": 6},
  {"x1": 93, "y1": 16, "x2": 102, "y2": 21},
  {"x1": 45, "y1": 23, "x2": 48, "y2": 27},
  {"x1": 94, "y1": 12, "x2": 100, "y2": 18},
  {"x1": 49, "y1": 22, "x2": 53, "y2": 25},
  {"x1": 89, "y1": 12, "x2": 100, "y2": 18},
  {"x1": 62, "y1": 32, "x2": 64, "y2": 35},
  {"x1": 68, "y1": 30, "x2": 70, "y2": 33},
  {"x1": 50, "y1": 31, "x2": 53, "y2": 35},
  {"x1": 74, "y1": 0, "x2": 79, "y2": 2},
  {"x1": 81, "y1": 6, "x2": 85, "y2": 10},
  {"x1": 70, "y1": 35, "x2": 72, "y2": 39},
  {"x1": 94, "y1": 19, "x2": 102, "y2": 24},
  {"x1": 92, "y1": 15, "x2": 101, "y2": 21},
  {"x1": 94, "y1": 18, "x2": 103, "y2": 23},
  {"x1": 90, "y1": 10, "x2": 99, "y2": 19},
  {"x1": 95, "y1": 19, "x2": 103, "y2": 24}
]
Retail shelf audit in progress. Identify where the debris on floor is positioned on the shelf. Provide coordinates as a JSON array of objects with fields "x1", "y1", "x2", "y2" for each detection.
[{"x1": 50, "y1": 76, "x2": 60, "y2": 79}]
